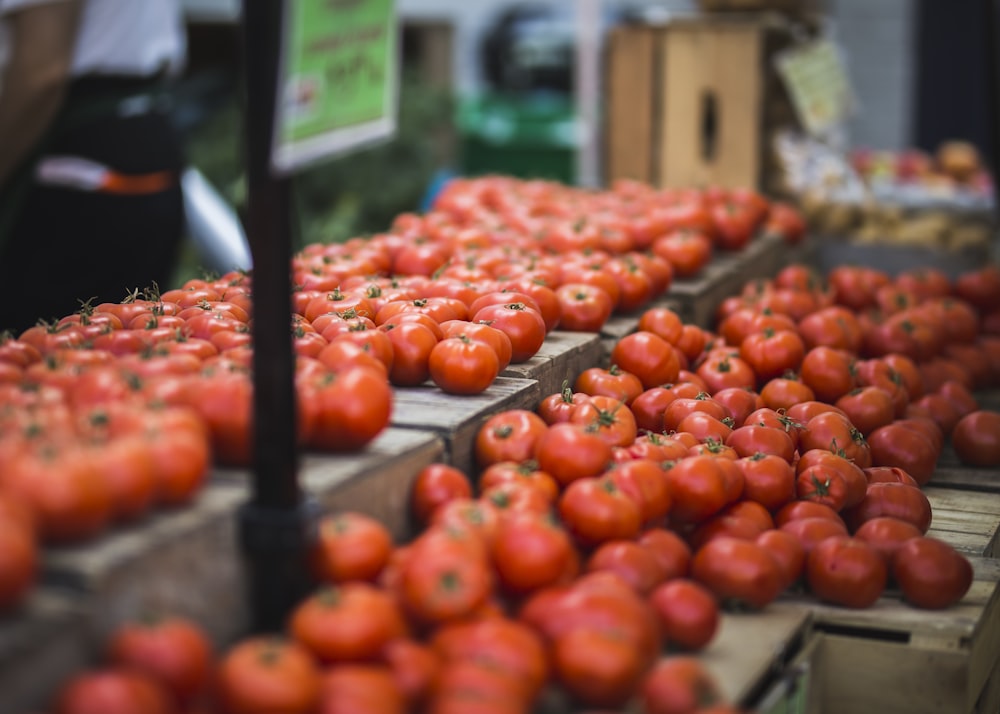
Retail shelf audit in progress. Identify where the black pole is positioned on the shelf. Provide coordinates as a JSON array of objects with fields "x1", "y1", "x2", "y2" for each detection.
[
  {"x1": 238, "y1": 0, "x2": 317, "y2": 633},
  {"x1": 986, "y1": 0, "x2": 1000, "y2": 221}
]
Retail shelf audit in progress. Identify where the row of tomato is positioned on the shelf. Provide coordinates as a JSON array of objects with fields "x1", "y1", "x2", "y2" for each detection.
[{"x1": 35, "y1": 253, "x2": 1000, "y2": 714}]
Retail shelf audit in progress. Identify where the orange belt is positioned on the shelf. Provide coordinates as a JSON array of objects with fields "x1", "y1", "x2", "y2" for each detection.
[{"x1": 35, "y1": 156, "x2": 176, "y2": 195}]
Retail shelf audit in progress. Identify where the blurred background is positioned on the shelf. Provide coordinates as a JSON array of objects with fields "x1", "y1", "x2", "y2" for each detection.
[{"x1": 172, "y1": 0, "x2": 999, "y2": 277}]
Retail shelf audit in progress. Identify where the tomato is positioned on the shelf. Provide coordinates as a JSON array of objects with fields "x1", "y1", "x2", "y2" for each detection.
[
  {"x1": 491, "y1": 511, "x2": 577, "y2": 594},
  {"x1": 478, "y1": 461, "x2": 558, "y2": 502},
  {"x1": 893, "y1": 537, "x2": 974, "y2": 609},
  {"x1": 795, "y1": 464, "x2": 850, "y2": 511},
  {"x1": 558, "y1": 476, "x2": 642, "y2": 547},
  {"x1": 785, "y1": 400, "x2": 847, "y2": 425},
  {"x1": 725, "y1": 424, "x2": 795, "y2": 462},
  {"x1": 606, "y1": 458, "x2": 672, "y2": 526},
  {"x1": 853, "y1": 516, "x2": 922, "y2": 564},
  {"x1": 586, "y1": 539, "x2": 667, "y2": 595},
  {"x1": 380, "y1": 639, "x2": 440, "y2": 709},
  {"x1": 310, "y1": 512, "x2": 393, "y2": 584},
  {"x1": 319, "y1": 665, "x2": 404, "y2": 714},
  {"x1": 779, "y1": 516, "x2": 849, "y2": 556},
  {"x1": 799, "y1": 411, "x2": 871, "y2": 470},
  {"x1": 756, "y1": 529, "x2": 806, "y2": 590},
  {"x1": 630, "y1": 386, "x2": 678, "y2": 434},
  {"x1": 638, "y1": 528, "x2": 692, "y2": 580},
  {"x1": 774, "y1": 501, "x2": 845, "y2": 527},
  {"x1": 381, "y1": 322, "x2": 439, "y2": 387},
  {"x1": 563, "y1": 261, "x2": 623, "y2": 309},
  {"x1": 640, "y1": 656, "x2": 723, "y2": 714},
  {"x1": 106, "y1": 615, "x2": 213, "y2": 706},
  {"x1": 712, "y1": 386, "x2": 764, "y2": 426},
  {"x1": 737, "y1": 453, "x2": 796, "y2": 511},
  {"x1": 663, "y1": 396, "x2": 729, "y2": 434},
  {"x1": 908, "y1": 393, "x2": 963, "y2": 436},
  {"x1": 637, "y1": 306, "x2": 684, "y2": 345},
  {"x1": 652, "y1": 229, "x2": 714, "y2": 278},
  {"x1": 863, "y1": 465, "x2": 920, "y2": 487},
  {"x1": 410, "y1": 463, "x2": 473, "y2": 526},
  {"x1": 649, "y1": 579, "x2": 719, "y2": 652},
  {"x1": 534, "y1": 422, "x2": 614, "y2": 486},
  {"x1": 430, "y1": 617, "x2": 548, "y2": 702},
  {"x1": 866, "y1": 422, "x2": 938, "y2": 486},
  {"x1": 691, "y1": 536, "x2": 784, "y2": 609},
  {"x1": 214, "y1": 637, "x2": 322, "y2": 714},
  {"x1": 834, "y1": 387, "x2": 896, "y2": 437},
  {"x1": 428, "y1": 335, "x2": 500, "y2": 395},
  {"x1": 2, "y1": 441, "x2": 112, "y2": 543},
  {"x1": 610, "y1": 331, "x2": 681, "y2": 389},
  {"x1": 695, "y1": 352, "x2": 756, "y2": 394},
  {"x1": 290, "y1": 584, "x2": 407, "y2": 664},
  {"x1": 951, "y1": 410, "x2": 1000, "y2": 466},
  {"x1": 842, "y1": 482, "x2": 933, "y2": 534},
  {"x1": 554, "y1": 283, "x2": 615, "y2": 332},
  {"x1": 799, "y1": 347, "x2": 857, "y2": 403},
  {"x1": 53, "y1": 668, "x2": 173, "y2": 714},
  {"x1": 303, "y1": 366, "x2": 392, "y2": 452},
  {"x1": 471, "y1": 302, "x2": 546, "y2": 363},
  {"x1": 675, "y1": 411, "x2": 733, "y2": 445},
  {"x1": 181, "y1": 371, "x2": 253, "y2": 467},
  {"x1": 806, "y1": 536, "x2": 887, "y2": 608},
  {"x1": 797, "y1": 306, "x2": 863, "y2": 353},
  {"x1": 759, "y1": 376, "x2": 816, "y2": 412},
  {"x1": 688, "y1": 511, "x2": 768, "y2": 551},
  {"x1": 662, "y1": 456, "x2": 732, "y2": 525},
  {"x1": 552, "y1": 627, "x2": 646, "y2": 709},
  {"x1": 739, "y1": 328, "x2": 805, "y2": 384},
  {"x1": 954, "y1": 264, "x2": 1000, "y2": 310},
  {"x1": 440, "y1": 320, "x2": 513, "y2": 371},
  {"x1": 400, "y1": 527, "x2": 493, "y2": 625},
  {"x1": 828, "y1": 265, "x2": 889, "y2": 311},
  {"x1": 536, "y1": 382, "x2": 591, "y2": 425},
  {"x1": 575, "y1": 364, "x2": 644, "y2": 405}
]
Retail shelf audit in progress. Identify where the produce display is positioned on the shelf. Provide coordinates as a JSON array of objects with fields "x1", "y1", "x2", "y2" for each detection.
[{"x1": 3, "y1": 174, "x2": 1000, "y2": 712}]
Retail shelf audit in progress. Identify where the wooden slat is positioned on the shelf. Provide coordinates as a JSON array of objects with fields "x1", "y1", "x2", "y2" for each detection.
[
  {"x1": 501, "y1": 330, "x2": 604, "y2": 399},
  {"x1": 391, "y1": 377, "x2": 541, "y2": 475},
  {"x1": 605, "y1": 25, "x2": 658, "y2": 184}
]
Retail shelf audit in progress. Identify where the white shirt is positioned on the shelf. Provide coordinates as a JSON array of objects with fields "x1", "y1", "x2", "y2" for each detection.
[{"x1": 0, "y1": 0, "x2": 186, "y2": 79}]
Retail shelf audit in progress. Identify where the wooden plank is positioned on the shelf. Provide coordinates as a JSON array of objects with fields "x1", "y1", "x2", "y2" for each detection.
[
  {"x1": 929, "y1": 465, "x2": 1000, "y2": 494},
  {"x1": 0, "y1": 590, "x2": 92, "y2": 714},
  {"x1": 925, "y1": 487, "x2": 1000, "y2": 558},
  {"x1": 669, "y1": 259, "x2": 744, "y2": 329},
  {"x1": 701, "y1": 602, "x2": 813, "y2": 708},
  {"x1": 40, "y1": 428, "x2": 445, "y2": 646},
  {"x1": 391, "y1": 377, "x2": 541, "y2": 475},
  {"x1": 802, "y1": 556, "x2": 1000, "y2": 714},
  {"x1": 501, "y1": 330, "x2": 604, "y2": 399},
  {"x1": 605, "y1": 25, "x2": 657, "y2": 184}
]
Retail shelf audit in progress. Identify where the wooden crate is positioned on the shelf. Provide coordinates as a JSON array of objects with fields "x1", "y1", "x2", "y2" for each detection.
[
  {"x1": 391, "y1": 377, "x2": 541, "y2": 475},
  {"x1": 799, "y1": 556, "x2": 1000, "y2": 714},
  {"x1": 604, "y1": 15, "x2": 800, "y2": 191}
]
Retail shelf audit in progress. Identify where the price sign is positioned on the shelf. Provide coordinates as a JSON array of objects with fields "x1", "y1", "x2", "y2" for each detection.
[
  {"x1": 775, "y1": 38, "x2": 855, "y2": 137},
  {"x1": 272, "y1": 0, "x2": 398, "y2": 174}
]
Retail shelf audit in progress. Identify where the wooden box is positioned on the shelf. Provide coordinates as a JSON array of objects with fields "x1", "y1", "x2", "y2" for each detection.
[{"x1": 604, "y1": 16, "x2": 800, "y2": 192}]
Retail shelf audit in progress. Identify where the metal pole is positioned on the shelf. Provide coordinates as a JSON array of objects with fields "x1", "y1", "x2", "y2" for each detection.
[
  {"x1": 575, "y1": 0, "x2": 602, "y2": 187},
  {"x1": 985, "y1": 0, "x2": 1000, "y2": 227},
  {"x1": 238, "y1": 0, "x2": 317, "y2": 633}
]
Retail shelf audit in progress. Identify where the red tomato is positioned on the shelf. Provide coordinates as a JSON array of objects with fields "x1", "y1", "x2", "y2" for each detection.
[
  {"x1": 410, "y1": 463, "x2": 472, "y2": 526},
  {"x1": 106, "y1": 616, "x2": 213, "y2": 706},
  {"x1": 475, "y1": 409, "x2": 549, "y2": 468},
  {"x1": 310, "y1": 512, "x2": 394, "y2": 584},
  {"x1": 214, "y1": 638, "x2": 322, "y2": 714},
  {"x1": 756, "y1": 529, "x2": 806, "y2": 590},
  {"x1": 610, "y1": 331, "x2": 681, "y2": 389},
  {"x1": 737, "y1": 453, "x2": 796, "y2": 511},
  {"x1": 534, "y1": 422, "x2": 613, "y2": 487},
  {"x1": 690, "y1": 536, "x2": 784, "y2": 609},
  {"x1": 428, "y1": 335, "x2": 499, "y2": 395},
  {"x1": 806, "y1": 536, "x2": 887, "y2": 608},
  {"x1": 575, "y1": 365, "x2": 644, "y2": 404},
  {"x1": 471, "y1": 302, "x2": 546, "y2": 363},
  {"x1": 779, "y1": 516, "x2": 849, "y2": 555},
  {"x1": 491, "y1": 511, "x2": 578, "y2": 595},
  {"x1": 53, "y1": 668, "x2": 173, "y2": 714},
  {"x1": 648, "y1": 579, "x2": 719, "y2": 651},
  {"x1": 866, "y1": 422, "x2": 939, "y2": 486},
  {"x1": 893, "y1": 537, "x2": 974, "y2": 609},
  {"x1": 853, "y1": 516, "x2": 922, "y2": 564},
  {"x1": 662, "y1": 456, "x2": 732, "y2": 525},
  {"x1": 951, "y1": 410, "x2": 1000, "y2": 467},
  {"x1": 586, "y1": 540, "x2": 668, "y2": 595},
  {"x1": 558, "y1": 476, "x2": 642, "y2": 548},
  {"x1": 554, "y1": 283, "x2": 615, "y2": 332},
  {"x1": 842, "y1": 482, "x2": 933, "y2": 534},
  {"x1": 303, "y1": 367, "x2": 392, "y2": 452}
]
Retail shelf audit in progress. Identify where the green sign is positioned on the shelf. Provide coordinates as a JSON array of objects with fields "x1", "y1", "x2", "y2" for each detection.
[
  {"x1": 774, "y1": 38, "x2": 854, "y2": 137},
  {"x1": 273, "y1": 0, "x2": 398, "y2": 174}
]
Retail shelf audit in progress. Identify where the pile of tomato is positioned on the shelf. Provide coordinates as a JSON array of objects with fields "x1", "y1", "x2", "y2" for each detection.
[{"x1": 0, "y1": 177, "x2": 798, "y2": 618}]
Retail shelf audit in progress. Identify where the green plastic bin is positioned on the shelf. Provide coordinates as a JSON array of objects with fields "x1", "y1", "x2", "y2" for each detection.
[{"x1": 457, "y1": 92, "x2": 578, "y2": 183}]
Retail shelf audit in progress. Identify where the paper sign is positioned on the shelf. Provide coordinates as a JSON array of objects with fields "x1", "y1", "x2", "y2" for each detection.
[
  {"x1": 272, "y1": 0, "x2": 398, "y2": 174},
  {"x1": 775, "y1": 38, "x2": 854, "y2": 137}
]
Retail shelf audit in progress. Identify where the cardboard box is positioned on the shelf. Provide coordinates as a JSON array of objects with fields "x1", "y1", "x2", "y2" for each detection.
[{"x1": 604, "y1": 15, "x2": 801, "y2": 191}]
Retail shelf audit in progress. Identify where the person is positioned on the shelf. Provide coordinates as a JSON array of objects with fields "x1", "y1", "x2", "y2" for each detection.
[{"x1": 0, "y1": 0, "x2": 188, "y2": 334}]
